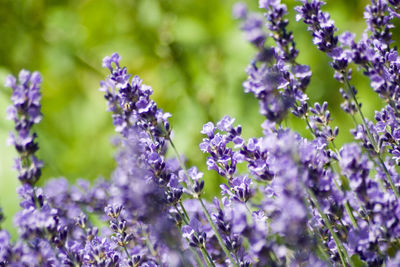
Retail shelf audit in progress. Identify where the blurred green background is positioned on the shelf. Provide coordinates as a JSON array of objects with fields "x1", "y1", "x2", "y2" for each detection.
[{"x1": 0, "y1": 0, "x2": 387, "y2": 234}]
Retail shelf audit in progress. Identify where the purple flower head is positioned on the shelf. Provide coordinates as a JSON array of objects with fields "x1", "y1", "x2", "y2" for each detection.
[
  {"x1": 211, "y1": 198, "x2": 248, "y2": 258},
  {"x1": 238, "y1": 12, "x2": 267, "y2": 47},
  {"x1": 217, "y1": 115, "x2": 235, "y2": 132},
  {"x1": 339, "y1": 31, "x2": 355, "y2": 47},
  {"x1": 201, "y1": 122, "x2": 215, "y2": 138},
  {"x1": 364, "y1": 0, "x2": 393, "y2": 47},
  {"x1": 200, "y1": 118, "x2": 244, "y2": 180},
  {"x1": 82, "y1": 237, "x2": 121, "y2": 266},
  {"x1": 4, "y1": 75, "x2": 16, "y2": 88},
  {"x1": 375, "y1": 105, "x2": 396, "y2": 132},
  {"x1": 232, "y1": 2, "x2": 247, "y2": 19},
  {"x1": 182, "y1": 218, "x2": 207, "y2": 248},
  {"x1": 243, "y1": 64, "x2": 290, "y2": 122},
  {"x1": 5, "y1": 70, "x2": 43, "y2": 185},
  {"x1": 230, "y1": 176, "x2": 252, "y2": 203},
  {"x1": 295, "y1": 0, "x2": 326, "y2": 23},
  {"x1": 351, "y1": 120, "x2": 379, "y2": 153},
  {"x1": 296, "y1": 0, "x2": 344, "y2": 72},
  {"x1": 102, "y1": 52, "x2": 121, "y2": 71},
  {"x1": 259, "y1": 0, "x2": 281, "y2": 9},
  {"x1": 270, "y1": 194, "x2": 307, "y2": 237},
  {"x1": 339, "y1": 143, "x2": 374, "y2": 202},
  {"x1": 309, "y1": 101, "x2": 339, "y2": 143},
  {"x1": 104, "y1": 203, "x2": 123, "y2": 219},
  {"x1": 0, "y1": 230, "x2": 11, "y2": 264},
  {"x1": 14, "y1": 187, "x2": 60, "y2": 241}
]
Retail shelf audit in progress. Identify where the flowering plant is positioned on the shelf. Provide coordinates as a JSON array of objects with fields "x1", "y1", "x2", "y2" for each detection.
[{"x1": 2, "y1": 0, "x2": 400, "y2": 266}]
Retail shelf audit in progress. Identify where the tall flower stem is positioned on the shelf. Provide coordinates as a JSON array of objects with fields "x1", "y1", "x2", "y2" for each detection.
[
  {"x1": 303, "y1": 112, "x2": 359, "y2": 229},
  {"x1": 344, "y1": 77, "x2": 375, "y2": 149},
  {"x1": 201, "y1": 247, "x2": 216, "y2": 267},
  {"x1": 307, "y1": 189, "x2": 354, "y2": 267},
  {"x1": 344, "y1": 200, "x2": 358, "y2": 230},
  {"x1": 168, "y1": 138, "x2": 239, "y2": 267},
  {"x1": 139, "y1": 223, "x2": 157, "y2": 258},
  {"x1": 344, "y1": 76, "x2": 400, "y2": 198},
  {"x1": 197, "y1": 199, "x2": 237, "y2": 267}
]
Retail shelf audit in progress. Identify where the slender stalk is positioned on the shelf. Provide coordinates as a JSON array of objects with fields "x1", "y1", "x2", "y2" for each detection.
[
  {"x1": 377, "y1": 155, "x2": 400, "y2": 199},
  {"x1": 202, "y1": 247, "x2": 217, "y2": 267},
  {"x1": 328, "y1": 155, "x2": 359, "y2": 230},
  {"x1": 179, "y1": 201, "x2": 190, "y2": 223},
  {"x1": 343, "y1": 76, "x2": 377, "y2": 149},
  {"x1": 317, "y1": 244, "x2": 331, "y2": 263},
  {"x1": 169, "y1": 138, "x2": 240, "y2": 267},
  {"x1": 174, "y1": 205, "x2": 189, "y2": 225},
  {"x1": 143, "y1": 229, "x2": 157, "y2": 257},
  {"x1": 307, "y1": 189, "x2": 354, "y2": 267},
  {"x1": 244, "y1": 202, "x2": 252, "y2": 215},
  {"x1": 303, "y1": 113, "x2": 359, "y2": 230},
  {"x1": 344, "y1": 201, "x2": 358, "y2": 229},
  {"x1": 304, "y1": 114, "x2": 316, "y2": 136},
  {"x1": 122, "y1": 246, "x2": 131, "y2": 259},
  {"x1": 342, "y1": 82, "x2": 400, "y2": 199},
  {"x1": 198, "y1": 198, "x2": 239, "y2": 267},
  {"x1": 312, "y1": 229, "x2": 331, "y2": 262},
  {"x1": 195, "y1": 250, "x2": 208, "y2": 267}
]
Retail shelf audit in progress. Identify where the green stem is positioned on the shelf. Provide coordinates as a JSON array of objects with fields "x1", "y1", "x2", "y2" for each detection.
[
  {"x1": 123, "y1": 246, "x2": 131, "y2": 259},
  {"x1": 179, "y1": 201, "x2": 190, "y2": 223},
  {"x1": 304, "y1": 112, "x2": 359, "y2": 230},
  {"x1": 202, "y1": 247, "x2": 216, "y2": 267},
  {"x1": 344, "y1": 76, "x2": 400, "y2": 199},
  {"x1": 344, "y1": 201, "x2": 358, "y2": 229},
  {"x1": 195, "y1": 250, "x2": 208, "y2": 267},
  {"x1": 175, "y1": 205, "x2": 189, "y2": 225},
  {"x1": 304, "y1": 114, "x2": 316, "y2": 136},
  {"x1": 168, "y1": 139, "x2": 191, "y2": 184},
  {"x1": 377, "y1": 155, "x2": 400, "y2": 199},
  {"x1": 307, "y1": 189, "x2": 354, "y2": 267},
  {"x1": 344, "y1": 76, "x2": 375, "y2": 148},
  {"x1": 139, "y1": 223, "x2": 157, "y2": 258},
  {"x1": 198, "y1": 198, "x2": 239, "y2": 267},
  {"x1": 169, "y1": 138, "x2": 237, "y2": 265},
  {"x1": 168, "y1": 138, "x2": 240, "y2": 267},
  {"x1": 317, "y1": 244, "x2": 331, "y2": 262},
  {"x1": 331, "y1": 140, "x2": 340, "y2": 156}
]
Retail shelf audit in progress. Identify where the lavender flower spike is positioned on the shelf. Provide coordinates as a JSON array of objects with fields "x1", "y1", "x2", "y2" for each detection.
[{"x1": 5, "y1": 70, "x2": 43, "y2": 185}]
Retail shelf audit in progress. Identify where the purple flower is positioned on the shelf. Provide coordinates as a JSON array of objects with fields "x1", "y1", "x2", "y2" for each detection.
[
  {"x1": 201, "y1": 122, "x2": 215, "y2": 138},
  {"x1": 295, "y1": 0, "x2": 356, "y2": 83},
  {"x1": 309, "y1": 102, "x2": 339, "y2": 143},
  {"x1": 5, "y1": 70, "x2": 43, "y2": 185},
  {"x1": 102, "y1": 52, "x2": 121, "y2": 71},
  {"x1": 182, "y1": 218, "x2": 207, "y2": 249},
  {"x1": 235, "y1": 9, "x2": 267, "y2": 47},
  {"x1": 217, "y1": 116, "x2": 235, "y2": 132},
  {"x1": 230, "y1": 176, "x2": 252, "y2": 203},
  {"x1": 232, "y1": 2, "x2": 247, "y2": 19},
  {"x1": 0, "y1": 230, "x2": 11, "y2": 264}
]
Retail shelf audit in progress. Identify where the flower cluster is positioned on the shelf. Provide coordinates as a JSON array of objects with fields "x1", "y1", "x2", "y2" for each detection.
[
  {"x1": 3, "y1": 0, "x2": 400, "y2": 266},
  {"x1": 5, "y1": 70, "x2": 43, "y2": 185}
]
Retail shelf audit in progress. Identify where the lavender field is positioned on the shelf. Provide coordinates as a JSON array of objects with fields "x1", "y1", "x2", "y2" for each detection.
[{"x1": 2, "y1": 0, "x2": 400, "y2": 266}]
